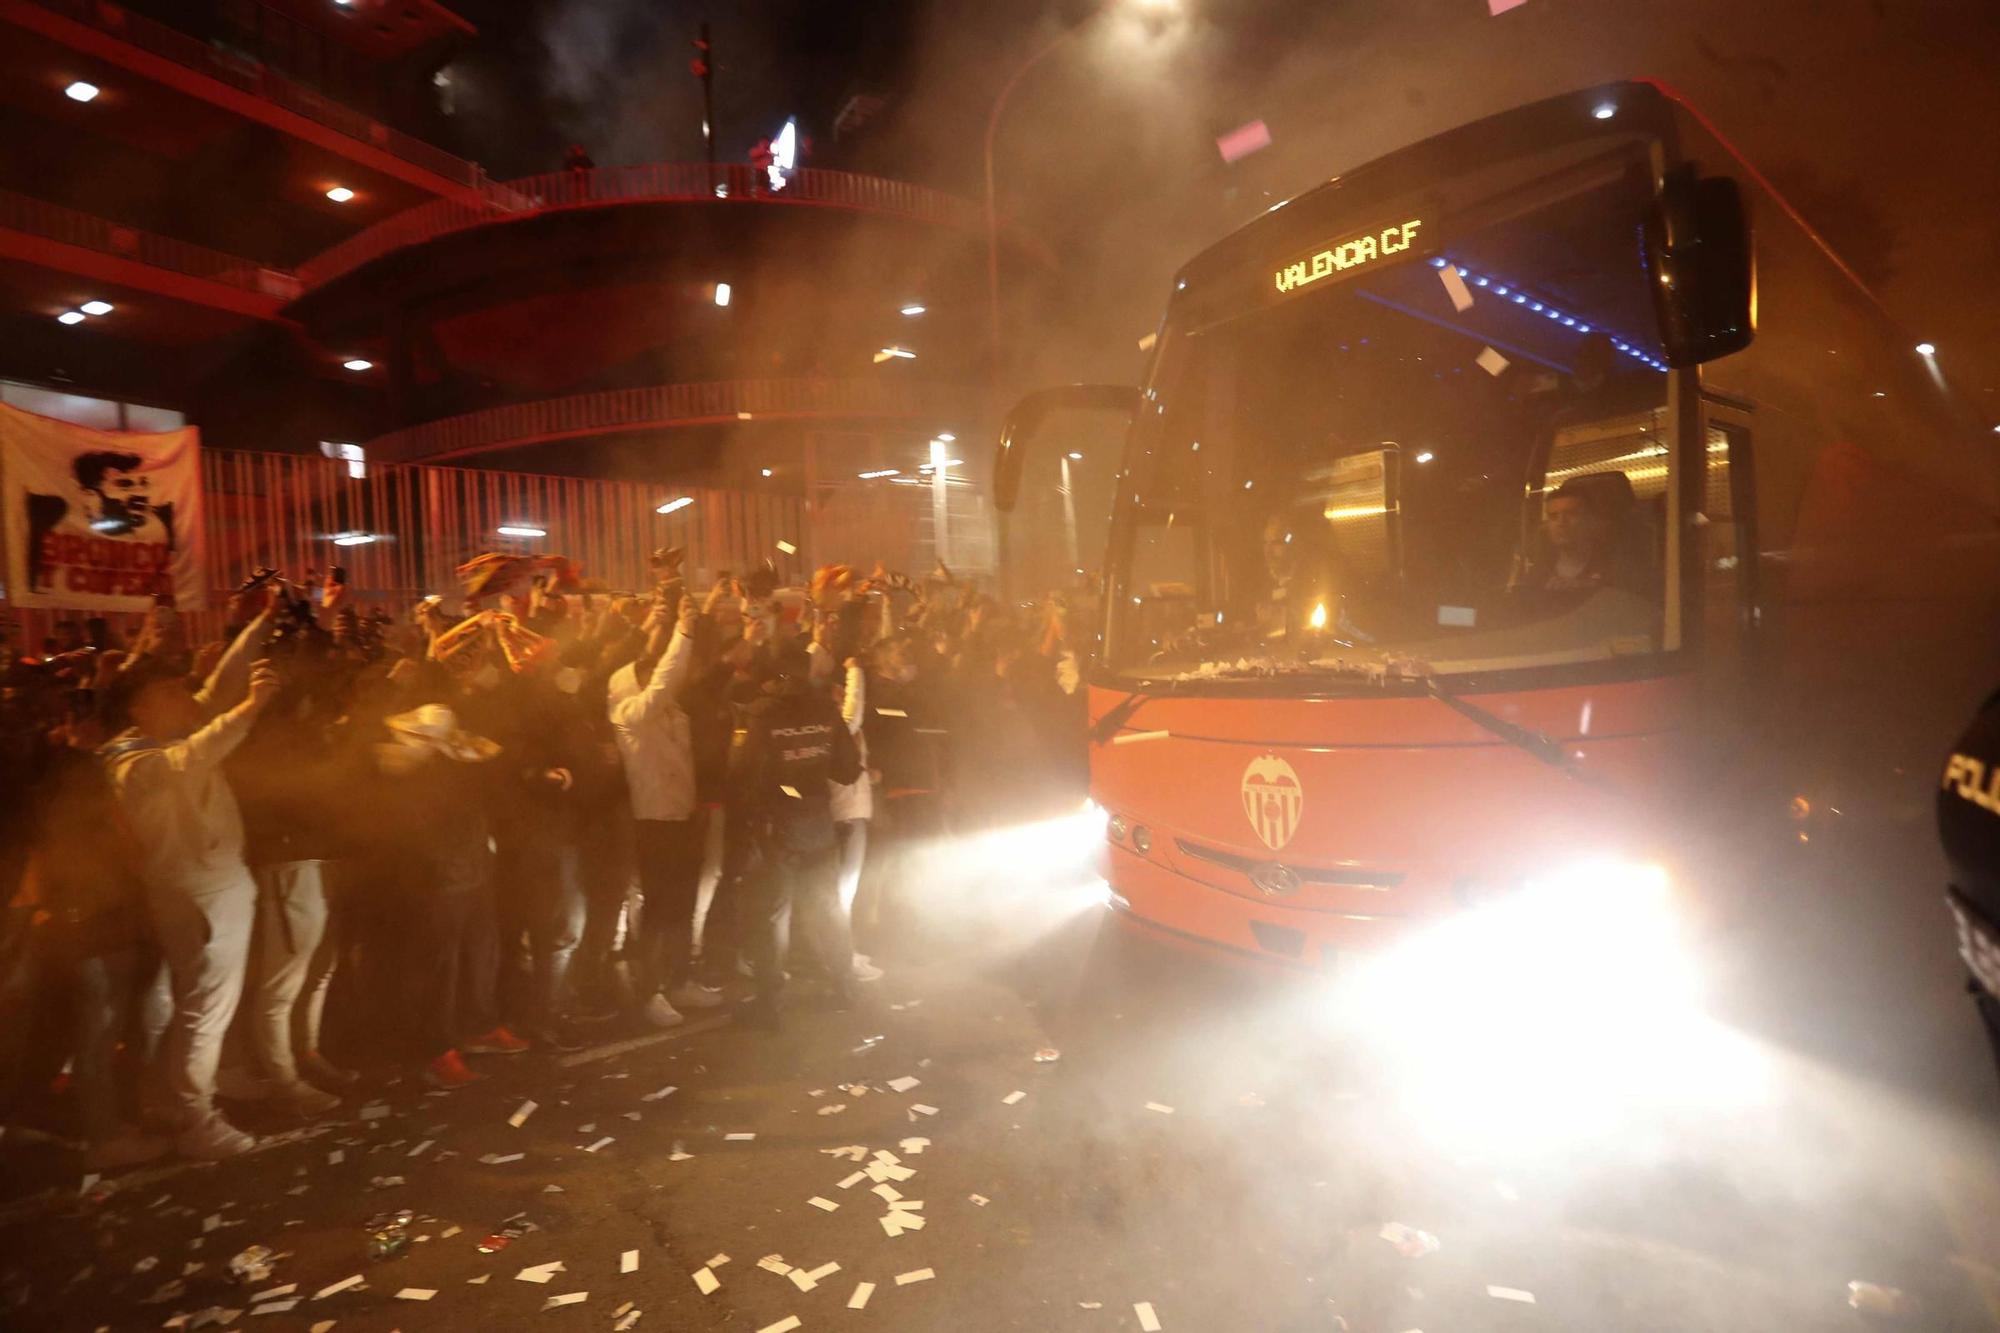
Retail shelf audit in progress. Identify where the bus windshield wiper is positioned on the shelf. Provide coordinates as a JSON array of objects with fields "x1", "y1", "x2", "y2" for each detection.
[
  {"x1": 1088, "y1": 689, "x2": 1152, "y2": 746},
  {"x1": 1418, "y1": 674, "x2": 1581, "y2": 778}
]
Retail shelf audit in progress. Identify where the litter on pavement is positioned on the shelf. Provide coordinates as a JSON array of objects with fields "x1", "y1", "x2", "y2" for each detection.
[
  {"x1": 849, "y1": 1280, "x2": 876, "y2": 1309},
  {"x1": 508, "y1": 1101, "x2": 538, "y2": 1128},
  {"x1": 1135, "y1": 1299, "x2": 1163, "y2": 1330},
  {"x1": 896, "y1": 1267, "x2": 935, "y2": 1285}
]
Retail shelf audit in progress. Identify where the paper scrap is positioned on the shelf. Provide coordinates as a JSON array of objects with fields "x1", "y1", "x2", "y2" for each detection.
[
  {"x1": 441, "y1": 1225, "x2": 462, "y2": 1238},
  {"x1": 621, "y1": 1250, "x2": 638, "y2": 1274},
  {"x1": 407, "y1": 1139, "x2": 434, "y2": 1158},
  {"x1": 468, "y1": 1274, "x2": 490, "y2": 1284},
  {"x1": 725, "y1": 1132, "x2": 757, "y2": 1141},
  {"x1": 1488, "y1": 1285, "x2": 1536, "y2": 1303},
  {"x1": 909, "y1": 1103, "x2": 938, "y2": 1117},
  {"x1": 899, "y1": 1137, "x2": 929, "y2": 1154},
  {"x1": 251, "y1": 1285, "x2": 297, "y2": 1303},
  {"x1": 1135, "y1": 1300, "x2": 1163, "y2": 1331},
  {"x1": 809, "y1": 1197, "x2": 839, "y2": 1212},
  {"x1": 1439, "y1": 263, "x2": 1475, "y2": 312},
  {"x1": 585, "y1": 1136, "x2": 614, "y2": 1153},
  {"x1": 873, "y1": 1184, "x2": 903, "y2": 1203},
  {"x1": 395, "y1": 1288, "x2": 436, "y2": 1301},
  {"x1": 836, "y1": 1171, "x2": 866, "y2": 1189},
  {"x1": 815, "y1": 1104, "x2": 846, "y2": 1116},
  {"x1": 614, "y1": 1312, "x2": 641, "y2": 1331},
  {"x1": 896, "y1": 1268, "x2": 935, "y2": 1286},
  {"x1": 312, "y1": 1275, "x2": 364, "y2": 1300},
  {"x1": 359, "y1": 1104, "x2": 390, "y2": 1121},
  {"x1": 479, "y1": 1152, "x2": 524, "y2": 1165},
  {"x1": 251, "y1": 1298, "x2": 299, "y2": 1315},
  {"x1": 887, "y1": 1076, "x2": 922, "y2": 1092},
  {"x1": 757, "y1": 1255, "x2": 793, "y2": 1276},
  {"x1": 776, "y1": 540, "x2": 797, "y2": 555},
  {"x1": 875, "y1": 707, "x2": 909, "y2": 718},
  {"x1": 1216, "y1": 119, "x2": 1273, "y2": 164},
  {"x1": 788, "y1": 1269, "x2": 818, "y2": 1293},
  {"x1": 508, "y1": 1100, "x2": 538, "y2": 1128},
  {"x1": 516, "y1": 1261, "x2": 567, "y2": 1284},
  {"x1": 310, "y1": 1323, "x2": 334, "y2": 1333},
  {"x1": 970, "y1": 1194, "x2": 990, "y2": 1206},
  {"x1": 779, "y1": 784, "x2": 802, "y2": 799},
  {"x1": 1145, "y1": 1102, "x2": 1175, "y2": 1114},
  {"x1": 542, "y1": 1291, "x2": 588, "y2": 1311},
  {"x1": 708, "y1": 1254, "x2": 730, "y2": 1267},
  {"x1": 326, "y1": 1150, "x2": 344, "y2": 1165},
  {"x1": 693, "y1": 1266, "x2": 720, "y2": 1295},
  {"x1": 1138, "y1": 332, "x2": 1158, "y2": 353},
  {"x1": 1002, "y1": 1090, "x2": 1026, "y2": 1105},
  {"x1": 1489, "y1": 0, "x2": 1529, "y2": 12},
  {"x1": 849, "y1": 1280, "x2": 876, "y2": 1309},
  {"x1": 641, "y1": 1085, "x2": 677, "y2": 1102},
  {"x1": 757, "y1": 1318, "x2": 801, "y2": 1333},
  {"x1": 1476, "y1": 346, "x2": 1509, "y2": 377}
]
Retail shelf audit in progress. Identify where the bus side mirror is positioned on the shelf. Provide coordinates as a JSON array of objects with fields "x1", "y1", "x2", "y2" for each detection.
[
  {"x1": 1643, "y1": 168, "x2": 1754, "y2": 368},
  {"x1": 993, "y1": 384, "x2": 1138, "y2": 513}
]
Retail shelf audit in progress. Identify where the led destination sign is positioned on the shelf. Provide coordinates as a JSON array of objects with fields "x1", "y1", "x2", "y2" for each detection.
[{"x1": 1272, "y1": 218, "x2": 1425, "y2": 295}]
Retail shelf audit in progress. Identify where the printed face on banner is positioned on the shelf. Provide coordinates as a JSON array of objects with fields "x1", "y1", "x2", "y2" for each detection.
[{"x1": 1, "y1": 403, "x2": 205, "y2": 611}]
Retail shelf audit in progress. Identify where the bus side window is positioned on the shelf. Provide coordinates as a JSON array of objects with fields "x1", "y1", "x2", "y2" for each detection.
[{"x1": 1702, "y1": 420, "x2": 1761, "y2": 669}]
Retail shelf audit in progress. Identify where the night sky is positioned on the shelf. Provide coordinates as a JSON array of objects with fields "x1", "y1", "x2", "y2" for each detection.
[{"x1": 435, "y1": 0, "x2": 2000, "y2": 411}]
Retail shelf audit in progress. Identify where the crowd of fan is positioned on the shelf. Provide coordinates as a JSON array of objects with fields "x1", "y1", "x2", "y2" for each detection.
[{"x1": 0, "y1": 554, "x2": 1089, "y2": 1169}]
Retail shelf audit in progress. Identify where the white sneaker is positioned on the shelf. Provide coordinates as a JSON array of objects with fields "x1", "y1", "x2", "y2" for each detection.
[
  {"x1": 177, "y1": 1115, "x2": 260, "y2": 1161},
  {"x1": 642, "y1": 994, "x2": 685, "y2": 1029},
  {"x1": 851, "y1": 956, "x2": 885, "y2": 983},
  {"x1": 668, "y1": 982, "x2": 725, "y2": 1011}
]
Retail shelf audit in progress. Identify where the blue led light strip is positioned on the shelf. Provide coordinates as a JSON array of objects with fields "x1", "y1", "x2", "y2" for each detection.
[{"x1": 1427, "y1": 256, "x2": 1668, "y2": 372}]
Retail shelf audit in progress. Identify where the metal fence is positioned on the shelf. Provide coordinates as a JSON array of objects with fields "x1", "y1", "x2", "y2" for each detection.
[
  {"x1": 21, "y1": 0, "x2": 480, "y2": 188},
  {"x1": 3, "y1": 449, "x2": 806, "y2": 647},
  {"x1": 0, "y1": 187, "x2": 298, "y2": 300},
  {"x1": 299, "y1": 163, "x2": 999, "y2": 291}
]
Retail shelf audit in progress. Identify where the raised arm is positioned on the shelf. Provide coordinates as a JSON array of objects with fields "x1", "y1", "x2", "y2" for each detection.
[{"x1": 194, "y1": 596, "x2": 277, "y2": 717}]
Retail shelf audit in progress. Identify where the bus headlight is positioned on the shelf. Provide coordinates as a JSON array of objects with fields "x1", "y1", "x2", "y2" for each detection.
[
  {"x1": 1131, "y1": 825, "x2": 1152, "y2": 854},
  {"x1": 1107, "y1": 814, "x2": 1128, "y2": 843}
]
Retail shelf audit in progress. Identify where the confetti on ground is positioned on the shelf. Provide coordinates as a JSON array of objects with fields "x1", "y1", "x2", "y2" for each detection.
[
  {"x1": 406, "y1": 1139, "x2": 434, "y2": 1158},
  {"x1": 896, "y1": 1268, "x2": 935, "y2": 1286},
  {"x1": 816, "y1": 1104, "x2": 847, "y2": 1116},
  {"x1": 758, "y1": 1255, "x2": 793, "y2": 1276},
  {"x1": 614, "y1": 1312, "x2": 641, "y2": 1331},
  {"x1": 441, "y1": 1226, "x2": 462, "y2": 1238},
  {"x1": 1034, "y1": 1048, "x2": 1061, "y2": 1063},
  {"x1": 468, "y1": 1274, "x2": 490, "y2": 1285},
  {"x1": 359, "y1": 1104, "x2": 390, "y2": 1121},
  {"x1": 899, "y1": 1137, "x2": 929, "y2": 1154},
  {"x1": 1135, "y1": 1300, "x2": 1163, "y2": 1330},
  {"x1": 326, "y1": 1150, "x2": 344, "y2": 1165},
  {"x1": 809, "y1": 1197, "x2": 839, "y2": 1212},
  {"x1": 849, "y1": 1281, "x2": 876, "y2": 1309},
  {"x1": 693, "y1": 1267, "x2": 720, "y2": 1295},
  {"x1": 1476, "y1": 346, "x2": 1509, "y2": 377},
  {"x1": 1488, "y1": 1286, "x2": 1536, "y2": 1303},
  {"x1": 776, "y1": 540, "x2": 797, "y2": 555},
  {"x1": 1216, "y1": 118, "x2": 1273, "y2": 163},
  {"x1": 479, "y1": 1153, "x2": 523, "y2": 1165},
  {"x1": 1002, "y1": 1090, "x2": 1026, "y2": 1105},
  {"x1": 1439, "y1": 263, "x2": 1475, "y2": 312},
  {"x1": 725, "y1": 1132, "x2": 757, "y2": 1141},
  {"x1": 822, "y1": 1145, "x2": 868, "y2": 1161},
  {"x1": 621, "y1": 1250, "x2": 638, "y2": 1274},
  {"x1": 836, "y1": 1171, "x2": 866, "y2": 1189},
  {"x1": 1137, "y1": 332, "x2": 1157, "y2": 353},
  {"x1": 252, "y1": 1285, "x2": 297, "y2": 1303},
  {"x1": 516, "y1": 1261, "x2": 566, "y2": 1284},
  {"x1": 1145, "y1": 1102, "x2": 1175, "y2": 1115},
  {"x1": 886, "y1": 1076, "x2": 922, "y2": 1092},
  {"x1": 251, "y1": 1298, "x2": 299, "y2": 1315},
  {"x1": 1489, "y1": 0, "x2": 1529, "y2": 13},
  {"x1": 542, "y1": 1184, "x2": 565, "y2": 1194},
  {"x1": 669, "y1": 1143, "x2": 692, "y2": 1161},
  {"x1": 641, "y1": 1085, "x2": 677, "y2": 1102},
  {"x1": 708, "y1": 1254, "x2": 730, "y2": 1268},
  {"x1": 395, "y1": 1288, "x2": 436, "y2": 1301},
  {"x1": 541, "y1": 1291, "x2": 588, "y2": 1311},
  {"x1": 310, "y1": 1323, "x2": 335, "y2": 1333},
  {"x1": 312, "y1": 1275, "x2": 364, "y2": 1300},
  {"x1": 969, "y1": 1194, "x2": 989, "y2": 1206},
  {"x1": 585, "y1": 1137, "x2": 614, "y2": 1153},
  {"x1": 757, "y1": 1318, "x2": 801, "y2": 1333},
  {"x1": 508, "y1": 1100, "x2": 538, "y2": 1128},
  {"x1": 909, "y1": 1104, "x2": 938, "y2": 1117}
]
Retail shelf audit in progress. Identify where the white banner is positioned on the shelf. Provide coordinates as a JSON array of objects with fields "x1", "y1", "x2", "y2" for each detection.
[{"x1": 0, "y1": 401, "x2": 206, "y2": 611}]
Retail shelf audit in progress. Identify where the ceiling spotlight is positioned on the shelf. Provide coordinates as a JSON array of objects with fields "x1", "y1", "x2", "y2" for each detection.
[
  {"x1": 342, "y1": 358, "x2": 373, "y2": 371},
  {"x1": 497, "y1": 525, "x2": 546, "y2": 538},
  {"x1": 714, "y1": 282, "x2": 732, "y2": 307},
  {"x1": 65, "y1": 81, "x2": 99, "y2": 103},
  {"x1": 57, "y1": 310, "x2": 86, "y2": 325},
  {"x1": 1915, "y1": 342, "x2": 1936, "y2": 357},
  {"x1": 79, "y1": 300, "x2": 114, "y2": 316},
  {"x1": 1414, "y1": 450, "x2": 1435, "y2": 464},
  {"x1": 1591, "y1": 101, "x2": 1616, "y2": 120},
  {"x1": 1067, "y1": 452, "x2": 1083, "y2": 460},
  {"x1": 330, "y1": 531, "x2": 378, "y2": 546},
  {"x1": 935, "y1": 432, "x2": 956, "y2": 442},
  {"x1": 858, "y1": 468, "x2": 900, "y2": 479},
  {"x1": 656, "y1": 497, "x2": 694, "y2": 515},
  {"x1": 900, "y1": 304, "x2": 926, "y2": 316},
  {"x1": 760, "y1": 468, "x2": 774, "y2": 478}
]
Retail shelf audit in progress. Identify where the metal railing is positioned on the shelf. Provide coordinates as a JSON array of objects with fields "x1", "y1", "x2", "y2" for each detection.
[
  {"x1": 300, "y1": 163, "x2": 997, "y2": 291},
  {"x1": 0, "y1": 186, "x2": 300, "y2": 300},
  {"x1": 20, "y1": 0, "x2": 480, "y2": 187},
  {"x1": 367, "y1": 378, "x2": 977, "y2": 463}
]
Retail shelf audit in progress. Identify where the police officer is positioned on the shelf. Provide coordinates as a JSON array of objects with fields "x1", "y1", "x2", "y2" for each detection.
[
  {"x1": 1938, "y1": 691, "x2": 2000, "y2": 1083},
  {"x1": 731, "y1": 639, "x2": 863, "y2": 1027}
]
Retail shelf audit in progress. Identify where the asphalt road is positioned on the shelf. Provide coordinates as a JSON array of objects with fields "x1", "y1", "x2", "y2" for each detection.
[{"x1": 4, "y1": 808, "x2": 1999, "y2": 1332}]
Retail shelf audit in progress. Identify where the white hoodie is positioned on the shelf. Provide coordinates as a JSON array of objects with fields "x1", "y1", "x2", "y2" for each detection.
[{"x1": 606, "y1": 627, "x2": 696, "y2": 822}]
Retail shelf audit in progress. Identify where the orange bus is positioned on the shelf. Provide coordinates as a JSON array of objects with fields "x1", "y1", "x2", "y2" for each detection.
[{"x1": 995, "y1": 81, "x2": 2000, "y2": 974}]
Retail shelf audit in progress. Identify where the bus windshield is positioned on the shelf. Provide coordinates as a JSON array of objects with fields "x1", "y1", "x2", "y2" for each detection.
[{"x1": 1107, "y1": 165, "x2": 1677, "y2": 687}]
